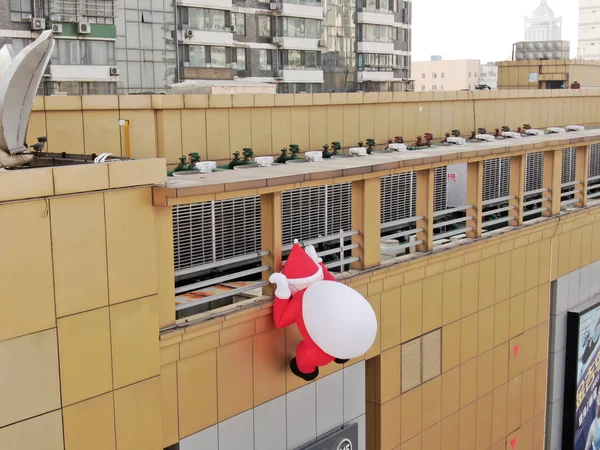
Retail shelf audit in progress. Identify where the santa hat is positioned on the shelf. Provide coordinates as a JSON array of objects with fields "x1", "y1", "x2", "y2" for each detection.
[{"x1": 269, "y1": 242, "x2": 323, "y2": 299}]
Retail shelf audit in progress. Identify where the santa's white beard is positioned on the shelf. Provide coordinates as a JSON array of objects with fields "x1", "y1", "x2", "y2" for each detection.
[{"x1": 302, "y1": 280, "x2": 378, "y2": 359}]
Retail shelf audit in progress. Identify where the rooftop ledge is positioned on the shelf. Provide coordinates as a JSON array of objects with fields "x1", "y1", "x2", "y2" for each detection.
[{"x1": 153, "y1": 129, "x2": 600, "y2": 205}]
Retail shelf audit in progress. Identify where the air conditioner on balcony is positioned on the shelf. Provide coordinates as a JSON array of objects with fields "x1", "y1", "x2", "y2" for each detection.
[
  {"x1": 272, "y1": 36, "x2": 283, "y2": 45},
  {"x1": 318, "y1": 39, "x2": 326, "y2": 48},
  {"x1": 109, "y1": 67, "x2": 119, "y2": 76},
  {"x1": 51, "y1": 23, "x2": 62, "y2": 33},
  {"x1": 31, "y1": 17, "x2": 45, "y2": 31},
  {"x1": 78, "y1": 21, "x2": 91, "y2": 34},
  {"x1": 270, "y1": 3, "x2": 283, "y2": 10},
  {"x1": 185, "y1": 29, "x2": 194, "y2": 38},
  {"x1": 275, "y1": 70, "x2": 284, "y2": 79}
]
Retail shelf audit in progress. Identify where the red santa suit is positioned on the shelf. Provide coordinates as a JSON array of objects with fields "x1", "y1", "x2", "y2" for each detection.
[{"x1": 269, "y1": 242, "x2": 377, "y2": 381}]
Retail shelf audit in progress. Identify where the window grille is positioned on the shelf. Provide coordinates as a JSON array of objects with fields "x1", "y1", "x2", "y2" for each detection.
[
  {"x1": 281, "y1": 183, "x2": 352, "y2": 245},
  {"x1": 172, "y1": 196, "x2": 261, "y2": 272},
  {"x1": 433, "y1": 166, "x2": 447, "y2": 212},
  {"x1": 482, "y1": 157, "x2": 511, "y2": 201},
  {"x1": 561, "y1": 147, "x2": 576, "y2": 184},
  {"x1": 380, "y1": 171, "x2": 416, "y2": 224},
  {"x1": 525, "y1": 152, "x2": 544, "y2": 193},
  {"x1": 589, "y1": 144, "x2": 600, "y2": 178}
]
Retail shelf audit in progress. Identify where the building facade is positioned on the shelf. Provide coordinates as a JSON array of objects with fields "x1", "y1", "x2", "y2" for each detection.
[
  {"x1": 0, "y1": 0, "x2": 118, "y2": 94},
  {"x1": 478, "y1": 62, "x2": 497, "y2": 89},
  {"x1": 411, "y1": 58, "x2": 480, "y2": 92},
  {"x1": 524, "y1": 0, "x2": 562, "y2": 42},
  {"x1": 113, "y1": 0, "x2": 413, "y2": 94},
  {"x1": 497, "y1": 59, "x2": 600, "y2": 90},
  {"x1": 578, "y1": 0, "x2": 600, "y2": 60}
]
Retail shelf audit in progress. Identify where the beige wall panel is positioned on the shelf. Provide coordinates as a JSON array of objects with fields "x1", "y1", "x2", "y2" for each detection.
[
  {"x1": 51, "y1": 193, "x2": 109, "y2": 317},
  {"x1": 0, "y1": 410, "x2": 63, "y2": 450},
  {"x1": 57, "y1": 308, "x2": 113, "y2": 406},
  {"x1": 83, "y1": 110, "x2": 121, "y2": 156},
  {"x1": 459, "y1": 402, "x2": 477, "y2": 450},
  {"x1": 343, "y1": 104, "x2": 360, "y2": 147},
  {"x1": 493, "y1": 342, "x2": 509, "y2": 389},
  {"x1": 523, "y1": 287, "x2": 538, "y2": 332},
  {"x1": 476, "y1": 392, "x2": 493, "y2": 450},
  {"x1": 401, "y1": 280, "x2": 422, "y2": 343},
  {"x1": 110, "y1": 296, "x2": 160, "y2": 389},
  {"x1": 477, "y1": 349, "x2": 494, "y2": 398},
  {"x1": 441, "y1": 411, "x2": 460, "y2": 450},
  {"x1": 507, "y1": 375, "x2": 522, "y2": 434},
  {"x1": 104, "y1": 188, "x2": 158, "y2": 304},
  {"x1": 217, "y1": 336, "x2": 253, "y2": 421},
  {"x1": 205, "y1": 109, "x2": 230, "y2": 161},
  {"x1": 379, "y1": 396, "x2": 401, "y2": 449},
  {"x1": 422, "y1": 421, "x2": 441, "y2": 450},
  {"x1": 114, "y1": 376, "x2": 162, "y2": 450},
  {"x1": 459, "y1": 358, "x2": 477, "y2": 408},
  {"x1": 251, "y1": 107, "x2": 273, "y2": 155},
  {"x1": 524, "y1": 242, "x2": 540, "y2": 292},
  {"x1": 509, "y1": 293, "x2": 525, "y2": 339},
  {"x1": 63, "y1": 392, "x2": 116, "y2": 450},
  {"x1": 381, "y1": 287, "x2": 401, "y2": 350},
  {"x1": 388, "y1": 102, "x2": 404, "y2": 137},
  {"x1": 491, "y1": 383, "x2": 508, "y2": 445},
  {"x1": 451, "y1": 101, "x2": 466, "y2": 137},
  {"x1": 401, "y1": 386, "x2": 422, "y2": 443},
  {"x1": 119, "y1": 110, "x2": 157, "y2": 159},
  {"x1": 479, "y1": 257, "x2": 496, "y2": 309},
  {"x1": 178, "y1": 350, "x2": 218, "y2": 437},
  {"x1": 253, "y1": 328, "x2": 286, "y2": 406},
  {"x1": 156, "y1": 110, "x2": 183, "y2": 165},
  {"x1": 402, "y1": 103, "x2": 418, "y2": 141},
  {"x1": 379, "y1": 346, "x2": 401, "y2": 403},
  {"x1": 181, "y1": 109, "x2": 207, "y2": 161},
  {"x1": 0, "y1": 329, "x2": 60, "y2": 428},
  {"x1": 442, "y1": 268, "x2": 461, "y2": 325},
  {"x1": 441, "y1": 367, "x2": 460, "y2": 419},
  {"x1": 494, "y1": 99, "x2": 507, "y2": 127},
  {"x1": 0, "y1": 200, "x2": 55, "y2": 341},
  {"x1": 373, "y1": 103, "x2": 390, "y2": 143},
  {"x1": 46, "y1": 110, "x2": 84, "y2": 153},
  {"x1": 483, "y1": 99, "x2": 496, "y2": 132},
  {"x1": 463, "y1": 99, "x2": 475, "y2": 132},
  {"x1": 461, "y1": 263, "x2": 478, "y2": 317},
  {"x1": 326, "y1": 105, "x2": 344, "y2": 145},
  {"x1": 539, "y1": 98, "x2": 550, "y2": 128},
  {"x1": 460, "y1": 314, "x2": 478, "y2": 363},
  {"x1": 229, "y1": 108, "x2": 252, "y2": 155},
  {"x1": 440, "y1": 101, "x2": 454, "y2": 136},
  {"x1": 26, "y1": 110, "x2": 47, "y2": 147},
  {"x1": 416, "y1": 102, "x2": 430, "y2": 135},
  {"x1": 423, "y1": 274, "x2": 442, "y2": 334},
  {"x1": 521, "y1": 366, "x2": 536, "y2": 425},
  {"x1": 442, "y1": 321, "x2": 460, "y2": 372},
  {"x1": 155, "y1": 206, "x2": 176, "y2": 328},
  {"x1": 271, "y1": 107, "x2": 292, "y2": 154},
  {"x1": 359, "y1": 104, "x2": 375, "y2": 140},
  {"x1": 308, "y1": 106, "x2": 327, "y2": 150},
  {"x1": 160, "y1": 363, "x2": 179, "y2": 448},
  {"x1": 504, "y1": 98, "x2": 516, "y2": 128},
  {"x1": 478, "y1": 306, "x2": 495, "y2": 355},
  {"x1": 495, "y1": 300, "x2": 510, "y2": 346},
  {"x1": 422, "y1": 376, "x2": 442, "y2": 430},
  {"x1": 428, "y1": 101, "x2": 443, "y2": 137},
  {"x1": 495, "y1": 252, "x2": 511, "y2": 303},
  {"x1": 291, "y1": 106, "x2": 310, "y2": 150}
]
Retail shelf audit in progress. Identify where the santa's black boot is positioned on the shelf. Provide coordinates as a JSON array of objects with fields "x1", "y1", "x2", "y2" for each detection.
[
  {"x1": 334, "y1": 358, "x2": 350, "y2": 364},
  {"x1": 290, "y1": 357, "x2": 319, "y2": 382}
]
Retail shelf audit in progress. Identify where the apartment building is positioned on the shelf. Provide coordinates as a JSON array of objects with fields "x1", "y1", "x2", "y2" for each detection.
[
  {"x1": 578, "y1": 0, "x2": 600, "y2": 59},
  {"x1": 524, "y1": 0, "x2": 562, "y2": 42},
  {"x1": 1, "y1": 0, "x2": 118, "y2": 94},
  {"x1": 115, "y1": 0, "x2": 413, "y2": 94},
  {"x1": 411, "y1": 58, "x2": 480, "y2": 92}
]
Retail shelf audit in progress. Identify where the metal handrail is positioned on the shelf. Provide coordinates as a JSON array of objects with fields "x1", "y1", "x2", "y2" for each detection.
[
  {"x1": 482, "y1": 205, "x2": 516, "y2": 217},
  {"x1": 482, "y1": 195, "x2": 516, "y2": 207},
  {"x1": 561, "y1": 198, "x2": 579, "y2": 207},
  {"x1": 588, "y1": 175, "x2": 600, "y2": 182},
  {"x1": 380, "y1": 216, "x2": 423, "y2": 230},
  {"x1": 434, "y1": 216, "x2": 473, "y2": 229},
  {"x1": 523, "y1": 197, "x2": 549, "y2": 207},
  {"x1": 434, "y1": 227, "x2": 473, "y2": 241},
  {"x1": 176, "y1": 281, "x2": 270, "y2": 311},
  {"x1": 381, "y1": 240, "x2": 424, "y2": 256},
  {"x1": 524, "y1": 207, "x2": 549, "y2": 216},
  {"x1": 384, "y1": 227, "x2": 424, "y2": 240},
  {"x1": 175, "y1": 265, "x2": 270, "y2": 295},
  {"x1": 561, "y1": 190, "x2": 581, "y2": 198},
  {"x1": 561, "y1": 180, "x2": 581, "y2": 188},
  {"x1": 282, "y1": 230, "x2": 359, "y2": 251},
  {"x1": 175, "y1": 250, "x2": 270, "y2": 279},
  {"x1": 483, "y1": 216, "x2": 515, "y2": 228},
  {"x1": 524, "y1": 187, "x2": 549, "y2": 196},
  {"x1": 433, "y1": 205, "x2": 473, "y2": 218}
]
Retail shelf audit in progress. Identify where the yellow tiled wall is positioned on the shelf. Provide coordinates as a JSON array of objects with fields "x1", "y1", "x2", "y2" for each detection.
[{"x1": 28, "y1": 90, "x2": 600, "y2": 166}]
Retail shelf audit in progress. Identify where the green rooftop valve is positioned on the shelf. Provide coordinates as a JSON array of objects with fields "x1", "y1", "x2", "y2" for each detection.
[
  {"x1": 188, "y1": 152, "x2": 201, "y2": 164},
  {"x1": 275, "y1": 148, "x2": 290, "y2": 164},
  {"x1": 242, "y1": 147, "x2": 254, "y2": 162},
  {"x1": 366, "y1": 139, "x2": 376, "y2": 154},
  {"x1": 322, "y1": 144, "x2": 333, "y2": 159},
  {"x1": 289, "y1": 144, "x2": 300, "y2": 159},
  {"x1": 227, "y1": 151, "x2": 242, "y2": 169},
  {"x1": 331, "y1": 142, "x2": 341, "y2": 155}
]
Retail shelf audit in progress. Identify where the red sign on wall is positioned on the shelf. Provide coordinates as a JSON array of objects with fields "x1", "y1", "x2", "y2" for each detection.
[{"x1": 447, "y1": 173, "x2": 458, "y2": 182}]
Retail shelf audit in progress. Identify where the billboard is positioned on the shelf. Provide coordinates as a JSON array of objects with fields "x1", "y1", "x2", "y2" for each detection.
[{"x1": 564, "y1": 300, "x2": 600, "y2": 450}]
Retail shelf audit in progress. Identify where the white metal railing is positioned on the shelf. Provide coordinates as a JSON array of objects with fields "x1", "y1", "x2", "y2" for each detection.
[
  {"x1": 481, "y1": 195, "x2": 517, "y2": 229},
  {"x1": 380, "y1": 216, "x2": 423, "y2": 257},
  {"x1": 588, "y1": 175, "x2": 600, "y2": 201},
  {"x1": 523, "y1": 187, "x2": 550, "y2": 220},
  {"x1": 432, "y1": 205, "x2": 473, "y2": 244},
  {"x1": 282, "y1": 230, "x2": 360, "y2": 272},
  {"x1": 561, "y1": 180, "x2": 582, "y2": 208}
]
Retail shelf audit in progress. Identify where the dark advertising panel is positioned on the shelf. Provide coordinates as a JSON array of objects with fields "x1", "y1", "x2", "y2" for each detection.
[
  {"x1": 299, "y1": 423, "x2": 358, "y2": 450},
  {"x1": 564, "y1": 300, "x2": 600, "y2": 450}
]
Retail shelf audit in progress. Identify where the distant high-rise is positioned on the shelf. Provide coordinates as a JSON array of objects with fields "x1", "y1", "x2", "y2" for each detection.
[
  {"x1": 524, "y1": 0, "x2": 562, "y2": 42},
  {"x1": 578, "y1": 0, "x2": 600, "y2": 59}
]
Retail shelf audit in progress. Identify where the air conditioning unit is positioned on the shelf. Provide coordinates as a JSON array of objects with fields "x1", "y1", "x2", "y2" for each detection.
[
  {"x1": 272, "y1": 36, "x2": 283, "y2": 45},
  {"x1": 318, "y1": 39, "x2": 326, "y2": 48},
  {"x1": 31, "y1": 17, "x2": 45, "y2": 31},
  {"x1": 185, "y1": 29, "x2": 194, "y2": 38},
  {"x1": 78, "y1": 21, "x2": 91, "y2": 34},
  {"x1": 447, "y1": 136, "x2": 466, "y2": 145},
  {"x1": 475, "y1": 134, "x2": 495, "y2": 142},
  {"x1": 388, "y1": 143, "x2": 407, "y2": 152},
  {"x1": 275, "y1": 69, "x2": 284, "y2": 79},
  {"x1": 51, "y1": 23, "x2": 62, "y2": 33},
  {"x1": 255, "y1": 156, "x2": 274, "y2": 167},
  {"x1": 305, "y1": 151, "x2": 323, "y2": 162},
  {"x1": 547, "y1": 127, "x2": 566, "y2": 134},
  {"x1": 567, "y1": 125, "x2": 585, "y2": 132},
  {"x1": 109, "y1": 66, "x2": 119, "y2": 76},
  {"x1": 502, "y1": 131, "x2": 522, "y2": 139},
  {"x1": 525, "y1": 129, "x2": 544, "y2": 136},
  {"x1": 269, "y1": 3, "x2": 283, "y2": 10},
  {"x1": 349, "y1": 147, "x2": 368, "y2": 156}
]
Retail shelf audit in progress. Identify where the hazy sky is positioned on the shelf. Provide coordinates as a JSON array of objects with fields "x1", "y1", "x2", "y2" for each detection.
[{"x1": 412, "y1": 0, "x2": 579, "y2": 63}]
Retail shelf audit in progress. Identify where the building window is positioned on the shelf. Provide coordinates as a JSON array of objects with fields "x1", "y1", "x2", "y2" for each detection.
[
  {"x1": 185, "y1": 45, "x2": 231, "y2": 68},
  {"x1": 421, "y1": 85, "x2": 425, "y2": 91},
  {"x1": 278, "y1": 83, "x2": 321, "y2": 94},
  {"x1": 440, "y1": 85, "x2": 444, "y2": 90},
  {"x1": 468, "y1": 72, "x2": 471, "y2": 77},
  {"x1": 10, "y1": 0, "x2": 31, "y2": 21},
  {"x1": 236, "y1": 48, "x2": 246, "y2": 71},
  {"x1": 259, "y1": 49, "x2": 272, "y2": 70},
  {"x1": 11, "y1": 38, "x2": 33, "y2": 54},
  {"x1": 84, "y1": 0, "x2": 115, "y2": 24},
  {"x1": 441, "y1": 72, "x2": 444, "y2": 78},
  {"x1": 51, "y1": 39, "x2": 116, "y2": 65},
  {"x1": 187, "y1": 8, "x2": 227, "y2": 31},
  {"x1": 358, "y1": 53, "x2": 396, "y2": 71},
  {"x1": 474, "y1": 72, "x2": 477, "y2": 78},
  {"x1": 432, "y1": 85, "x2": 437, "y2": 91},
  {"x1": 421, "y1": 73, "x2": 425, "y2": 79},
  {"x1": 432, "y1": 73, "x2": 437, "y2": 78},
  {"x1": 359, "y1": 24, "x2": 393, "y2": 43},
  {"x1": 279, "y1": 50, "x2": 321, "y2": 69},
  {"x1": 258, "y1": 15, "x2": 271, "y2": 37},
  {"x1": 280, "y1": 17, "x2": 321, "y2": 39},
  {"x1": 233, "y1": 13, "x2": 245, "y2": 35}
]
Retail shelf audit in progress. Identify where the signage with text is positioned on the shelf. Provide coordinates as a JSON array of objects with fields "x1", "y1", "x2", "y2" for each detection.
[{"x1": 298, "y1": 422, "x2": 358, "y2": 450}]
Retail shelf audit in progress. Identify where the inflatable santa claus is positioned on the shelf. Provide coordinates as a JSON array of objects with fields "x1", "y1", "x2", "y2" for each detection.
[{"x1": 269, "y1": 242, "x2": 378, "y2": 381}]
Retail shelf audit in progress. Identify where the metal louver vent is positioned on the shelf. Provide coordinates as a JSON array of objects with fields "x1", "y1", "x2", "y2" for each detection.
[
  {"x1": 281, "y1": 183, "x2": 352, "y2": 245},
  {"x1": 172, "y1": 196, "x2": 262, "y2": 271},
  {"x1": 422, "y1": 329, "x2": 441, "y2": 383},
  {"x1": 482, "y1": 157, "x2": 511, "y2": 201},
  {"x1": 525, "y1": 152, "x2": 544, "y2": 193},
  {"x1": 433, "y1": 166, "x2": 448, "y2": 212},
  {"x1": 401, "y1": 337, "x2": 421, "y2": 393},
  {"x1": 590, "y1": 144, "x2": 600, "y2": 178},
  {"x1": 562, "y1": 147, "x2": 576, "y2": 184},
  {"x1": 380, "y1": 171, "x2": 416, "y2": 224}
]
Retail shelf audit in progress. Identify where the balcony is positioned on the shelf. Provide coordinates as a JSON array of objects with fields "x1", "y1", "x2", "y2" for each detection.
[
  {"x1": 357, "y1": 70, "x2": 394, "y2": 82},
  {"x1": 179, "y1": 29, "x2": 234, "y2": 46},
  {"x1": 178, "y1": 0, "x2": 232, "y2": 8},
  {"x1": 279, "y1": 2, "x2": 323, "y2": 19},
  {"x1": 49, "y1": 65, "x2": 117, "y2": 82},
  {"x1": 280, "y1": 69, "x2": 324, "y2": 83},
  {"x1": 181, "y1": 66, "x2": 235, "y2": 80},
  {"x1": 357, "y1": 41, "x2": 394, "y2": 54},
  {"x1": 273, "y1": 36, "x2": 321, "y2": 50},
  {"x1": 357, "y1": 11, "x2": 395, "y2": 26}
]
